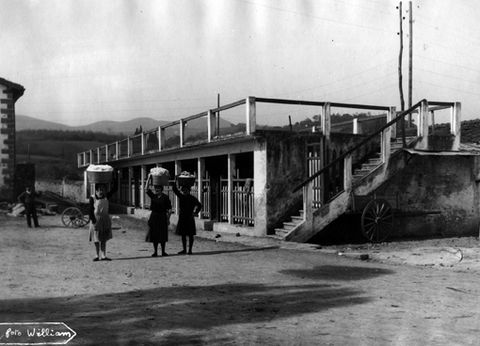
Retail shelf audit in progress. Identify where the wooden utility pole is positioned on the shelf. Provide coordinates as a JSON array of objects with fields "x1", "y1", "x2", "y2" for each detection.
[
  {"x1": 408, "y1": 1, "x2": 413, "y2": 114},
  {"x1": 398, "y1": 2, "x2": 405, "y2": 112},
  {"x1": 217, "y1": 93, "x2": 220, "y2": 136}
]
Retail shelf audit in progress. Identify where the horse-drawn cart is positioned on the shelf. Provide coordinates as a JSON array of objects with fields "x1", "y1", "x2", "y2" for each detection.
[{"x1": 350, "y1": 193, "x2": 441, "y2": 243}]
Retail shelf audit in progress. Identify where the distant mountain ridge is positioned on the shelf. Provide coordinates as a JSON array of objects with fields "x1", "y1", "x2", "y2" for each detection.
[{"x1": 16, "y1": 114, "x2": 234, "y2": 135}]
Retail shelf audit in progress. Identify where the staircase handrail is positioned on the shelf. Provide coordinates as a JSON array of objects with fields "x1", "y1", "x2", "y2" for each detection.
[{"x1": 292, "y1": 99, "x2": 427, "y2": 193}]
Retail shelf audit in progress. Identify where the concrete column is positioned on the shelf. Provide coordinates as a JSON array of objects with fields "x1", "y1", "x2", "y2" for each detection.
[
  {"x1": 389, "y1": 106, "x2": 397, "y2": 139},
  {"x1": 353, "y1": 118, "x2": 358, "y2": 135},
  {"x1": 452, "y1": 102, "x2": 461, "y2": 151},
  {"x1": 117, "y1": 169, "x2": 122, "y2": 202},
  {"x1": 105, "y1": 145, "x2": 109, "y2": 162},
  {"x1": 179, "y1": 120, "x2": 185, "y2": 148},
  {"x1": 174, "y1": 160, "x2": 181, "y2": 215},
  {"x1": 97, "y1": 147, "x2": 101, "y2": 164},
  {"x1": 83, "y1": 170, "x2": 88, "y2": 201},
  {"x1": 128, "y1": 167, "x2": 133, "y2": 206},
  {"x1": 141, "y1": 132, "x2": 145, "y2": 155},
  {"x1": 115, "y1": 141, "x2": 119, "y2": 160},
  {"x1": 227, "y1": 154, "x2": 236, "y2": 224},
  {"x1": 89, "y1": 150, "x2": 93, "y2": 165},
  {"x1": 140, "y1": 165, "x2": 146, "y2": 208},
  {"x1": 343, "y1": 154, "x2": 353, "y2": 192},
  {"x1": 303, "y1": 184, "x2": 311, "y2": 222},
  {"x1": 158, "y1": 126, "x2": 163, "y2": 151},
  {"x1": 321, "y1": 103, "x2": 331, "y2": 141},
  {"x1": 382, "y1": 108, "x2": 393, "y2": 164},
  {"x1": 253, "y1": 143, "x2": 267, "y2": 236},
  {"x1": 197, "y1": 158, "x2": 205, "y2": 218},
  {"x1": 207, "y1": 110, "x2": 215, "y2": 142},
  {"x1": 246, "y1": 96, "x2": 256, "y2": 135}
]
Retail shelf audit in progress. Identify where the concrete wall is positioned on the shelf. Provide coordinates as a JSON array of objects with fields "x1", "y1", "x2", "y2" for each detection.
[
  {"x1": 36, "y1": 179, "x2": 85, "y2": 203},
  {"x1": 375, "y1": 154, "x2": 480, "y2": 238},
  {"x1": 265, "y1": 132, "x2": 312, "y2": 233}
]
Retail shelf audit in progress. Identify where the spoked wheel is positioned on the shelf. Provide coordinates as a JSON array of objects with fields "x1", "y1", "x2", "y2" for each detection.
[
  {"x1": 361, "y1": 199, "x2": 394, "y2": 242},
  {"x1": 61, "y1": 207, "x2": 89, "y2": 228}
]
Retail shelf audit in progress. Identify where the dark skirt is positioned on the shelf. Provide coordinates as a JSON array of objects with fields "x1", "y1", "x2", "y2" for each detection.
[
  {"x1": 146, "y1": 212, "x2": 168, "y2": 243},
  {"x1": 176, "y1": 215, "x2": 196, "y2": 236}
]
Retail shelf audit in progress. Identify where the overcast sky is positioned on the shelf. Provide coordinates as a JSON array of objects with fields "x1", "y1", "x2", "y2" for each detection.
[{"x1": 1, "y1": 0, "x2": 479, "y2": 126}]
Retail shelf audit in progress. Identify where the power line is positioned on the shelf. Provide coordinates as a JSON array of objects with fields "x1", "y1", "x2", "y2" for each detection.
[
  {"x1": 234, "y1": 0, "x2": 393, "y2": 33},
  {"x1": 416, "y1": 54, "x2": 480, "y2": 74}
]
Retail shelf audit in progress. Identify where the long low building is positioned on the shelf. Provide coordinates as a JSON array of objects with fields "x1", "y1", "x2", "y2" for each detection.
[{"x1": 78, "y1": 96, "x2": 473, "y2": 242}]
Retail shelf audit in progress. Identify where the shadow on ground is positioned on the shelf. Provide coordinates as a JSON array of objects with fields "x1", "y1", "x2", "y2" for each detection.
[
  {"x1": 0, "y1": 264, "x2": 392, "y2": 345},
  {"x1": 280, "y1": 265, "x2": 395, "y2": 281}
]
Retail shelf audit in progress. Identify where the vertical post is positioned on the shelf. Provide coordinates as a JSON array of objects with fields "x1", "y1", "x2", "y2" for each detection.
[
  {"x1": 141, "y1": 132, "x2": 145, "y2": 155},
  {"x1": 344, "y1": 154, "x2": 353, "y2": 192},
  {"x1": 246, "y1": 96, "x2": 256, "y2": 135},
  {"x1": 197, "y1": 157, "x2": 205, "y2": 218},
  {"x1": 227, "y1": 154, "x2": 236, "y2": 224},
  {"x1": 179, "y1": 120, "x2": 185, "y2": 148},
  {"x1": 174, "y1": 160, "x2": 181, "y2": 215},
  {"x1": 452, "y1": 102, "x2": 461, "y2": 151},
  {"x1": 207, "y1": 110, "x2": 215, "y2": 142},
  {"x1": 117, "y1": 169, "x2": 122, "y2": 203},
  {"x1": 253, "y1": 143, "x2": 267, "y2": 236},
  {"x1": 140, "y1": 165, "x2": 146, "y2": 209},
  {"x1": 390, "y1": 106, "x2": 397, "y2": 139},
  {"x1": 96, "y1": 148, "x2": 100, "y2": 164},
  {"x1": 353, "y1": 118, "x2": 358, "y2": 135},
  {"x1": 217, "y1": 93, "x2": 221, "y2": 137},
  {"x1": 89, "y1": 150, "x2": 93, "y2": 165},
  {"x1": 383, "y1": 107, "x2": 393, "y2": 163},
  {"x1": 83, "y1": 170, "x2": 88, "y2": 201},
  {"x1": 115, "y1": 141, "x2": 119, "y2": 160},
  {"x1": 127, "y1": 137, "x2": 131, "y2": 157},
  {"x1": 417, "y1": 100, "x2": 429, "y2": 150},
  {"x1": 128, "y1": 167, "x2": 133, "y2": 206},
  {"x1": 105, "y1": 145, "x2": 109, "y2": 162},
  {"x1": 321, "y1": 103, "x2": 331, "y2": 141},
  {"x1": 398, "y1": 1, "x2": 406, "y2": 114},
  {"x1": 303, "y1": 182, "x2": 313, "y2": 223},
  {"x1": 83, "y1": 152, "x2": 86, "y2": 167},
  {"x1": 408, "y1": 1, "x2": 413, "y2": 109}
]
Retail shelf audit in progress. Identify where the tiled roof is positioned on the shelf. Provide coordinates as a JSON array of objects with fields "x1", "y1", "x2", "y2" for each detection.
[{"x1": 0, "y1": 77, "x2": 25, "y2": 101}]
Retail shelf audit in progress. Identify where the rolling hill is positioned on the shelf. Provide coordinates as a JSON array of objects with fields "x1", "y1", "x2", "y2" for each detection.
[{"x1": 16, "y1": 114, "x2": 234, "y2": 135}]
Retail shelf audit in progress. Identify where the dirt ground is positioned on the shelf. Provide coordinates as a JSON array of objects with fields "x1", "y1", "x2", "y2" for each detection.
[{"x1": 1, "y1": 213, "x2": 480, "y2": 345}]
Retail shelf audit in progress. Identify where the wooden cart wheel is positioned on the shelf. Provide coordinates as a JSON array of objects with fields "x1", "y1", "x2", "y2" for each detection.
[
  {"x1": 361, "y1": 199, "x2": 393, "y2": 242},
  {"x1": 61, "y1": 207, "x2": 89, "y2": 228}
]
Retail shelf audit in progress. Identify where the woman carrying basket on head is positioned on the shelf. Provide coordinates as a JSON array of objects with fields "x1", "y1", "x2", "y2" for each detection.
[
  {"x1": 145, "y1": 168, "x2": 172, "y2": 257},
  {"x1": 172, "y1": 172, "x2": 202, "y2": 255},
  {"x1": 87, "y1": 165, "x2": 118, "y2": 262}
]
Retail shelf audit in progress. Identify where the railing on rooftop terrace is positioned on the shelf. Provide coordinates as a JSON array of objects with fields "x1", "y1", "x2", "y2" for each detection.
[{"x1": 76, "y1": 97, "x2": 460, "y2": 168}]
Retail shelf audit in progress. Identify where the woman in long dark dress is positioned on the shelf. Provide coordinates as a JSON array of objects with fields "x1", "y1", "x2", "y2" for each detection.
[
  {"x1": 89, "y1": 174, "x2": 117, "y2": 261},
  {"x1": 172, "y1": 182, "x2": 202, "y2": 255},
  {"x1": 146, "y1": 185, "x2": 172, "y2": 257}
]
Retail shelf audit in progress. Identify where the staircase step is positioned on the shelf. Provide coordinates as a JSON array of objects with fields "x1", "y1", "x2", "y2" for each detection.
[
  {"x1": 274, "y1": 228, "x2": 290, "y2": 235},
  {"x1": 368, "y1": 158, "x2": 382, "y2": 164},
  {"x1": 291, "y1": 216, "x2": 304, "y2": 221},
  {"x1": 283, "y1": 222, "x2": 300, "y2": 229}
]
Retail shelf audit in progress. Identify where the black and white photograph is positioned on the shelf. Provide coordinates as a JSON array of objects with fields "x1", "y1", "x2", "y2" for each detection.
[{"x1": 1, "y1": 0, "x2": 480, "y2": 345}]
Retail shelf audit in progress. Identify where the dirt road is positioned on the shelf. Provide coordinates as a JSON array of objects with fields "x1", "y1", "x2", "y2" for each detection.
[{"x1": 0, "y1": 213, "x2": 479, "y2": 345}]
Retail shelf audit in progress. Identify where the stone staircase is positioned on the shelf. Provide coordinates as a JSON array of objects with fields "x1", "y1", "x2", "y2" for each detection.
[
  {"x1": 271, "y1": 210, "x2": 304, "y2": 239},
  {"x1": 271, "y1": 136, "x2": 417, "y2": 240}
]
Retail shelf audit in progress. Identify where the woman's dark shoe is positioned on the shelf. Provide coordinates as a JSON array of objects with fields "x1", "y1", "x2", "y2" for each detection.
[
  {"x1": 188, "y1": 250, "x2": 193, "y2": 255},
  {"x1": 93, "y1": 257, "x2": 100, "y2": 262},
  {"x1": 161, "y1": 252, "x2": 169, "y2": 257},
  {"x1": 178, "y1": 250, "x2": 186, "y2": 255},
  {"x1": 101, "y1": 257, "x2": 112, "y2": 261},
  {"x1": 151, "y1": 253, "x2": 158, "y2": 257}
]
